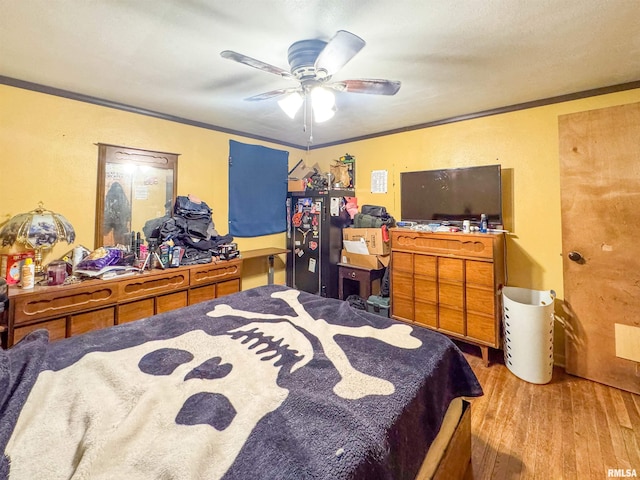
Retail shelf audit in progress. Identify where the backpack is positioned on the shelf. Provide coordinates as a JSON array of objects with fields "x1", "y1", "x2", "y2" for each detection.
[
  {"x1": 357, "y1": 204, "x2": 396, "y2": 228},
  {"x1": 353, "y1": 213, "x2": 396, "y2": 228},
  {"x1": 361, "y1": 205, "x2": 389, "y2": 219},
  {"x1": 346, "y1": 295, "x2": 367, "y2": 311}
]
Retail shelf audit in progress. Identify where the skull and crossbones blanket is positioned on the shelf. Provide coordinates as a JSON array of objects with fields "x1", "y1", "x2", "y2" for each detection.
[{"x1": 1, "y1": 285, "x2": 482, "y2": 480}]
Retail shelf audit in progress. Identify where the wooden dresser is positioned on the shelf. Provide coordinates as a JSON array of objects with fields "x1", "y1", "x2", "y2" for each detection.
[
  {"x1": 390, "y1": 229, "x2": 506, "y2": 364},
  {"x1": 4, "y1": 259, "x2": 242, "y2": 348}
]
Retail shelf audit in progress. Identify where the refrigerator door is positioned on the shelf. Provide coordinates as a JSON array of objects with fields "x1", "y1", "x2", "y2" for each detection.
[
  {"x1": 287, "y1": 190, "x2": 354, "y2": 297},
  {"x1": 289, "y1": 196, "x2": 324, "y2": 295}
]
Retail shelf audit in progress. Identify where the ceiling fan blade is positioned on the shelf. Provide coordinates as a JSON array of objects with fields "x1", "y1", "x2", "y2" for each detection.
[
  {"x1": 328, "y1": 79, "x2": 401, "y2": 95},
  {"x1": 245, "y1": 87, "x2": 299, "y2": 101},
  {"x1": 221, "y1": 50, "x2": 293, "y2": 79},
  {"x1": 314, "y1": 30, "x2": 366, "y2": 77}
]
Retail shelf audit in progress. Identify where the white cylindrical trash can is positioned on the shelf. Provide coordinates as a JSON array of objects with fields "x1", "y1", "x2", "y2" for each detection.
[{"x1": 502, "y1": 286, "x2": 556, "y2": 384}]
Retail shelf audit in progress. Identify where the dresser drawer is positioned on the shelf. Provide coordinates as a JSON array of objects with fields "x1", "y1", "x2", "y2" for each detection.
[
  {"x1": 466, "y1": 312, "x2": 498, "y2": 346},
  {"x1": 438, "y1": 258, "x2": 464, "y2": 281},
  {"x1": 189, "y1": 284, "x2": 216, "y2": 305},
  {"x1": 12, "y1": 283, "x2": 118, "y2": 325},
  {"x1": 466, "y1": 284, "x2": 495, "y2": 315},
  {"x1": 216, "y1": 279, "x2": 240, "y2": 297},
  {"x1": 157, "y1": 291, "x2": 188, "y2": 313},
  {"x1": 391, "y1": 251, "x2": 414, "y2": 273},
  {"x1": 391, "y1": 296, "x2": 414, "y2": 322},
  {"x1": 391, "y1": 271, "x2": 414, "y2": 298},
  {"x1": 466, "y1": 260, "x2": 494, "y2": 286},
  {"x1": 118, "y1": 298, "x2": 155, "y2": 324},
  {"x1": 415, "y1": 300, "x2": 437, "y2": 328},
  {"x1": 438, "y1": 306, "x2": 465, "y2": 335},
  {"x1": 14, "y1": 317, "x2": 67, "y2": 344},
  {"x1": 70, "y1": 307, "x2": 116, "y2": 337},
  {"x1": 414, "y1": 254, "x2": 437, "y2": 276},
  {"x1": 438, "y1": 280, "x2": 464, "y2": 307},
  {"x1": 339, "y1": 265, "x2": 372, "y2": 283},
  {"x1": 118, "y1": 270, "x2": 189, "y2": 303},
  {"x1": 415, "y1": 277, "x2": 437, "y2": 303},
  {"x1": 391, "y1": 230, "x2": 497, "y2": 259},
  {"x1": 190, "y1": 260, "x2": 242, "y2": 286}
]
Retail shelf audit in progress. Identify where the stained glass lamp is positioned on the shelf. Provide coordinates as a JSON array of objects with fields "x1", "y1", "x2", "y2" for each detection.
[{"x1": 0, "y1": 202, "x2": 76, "y2": 274}]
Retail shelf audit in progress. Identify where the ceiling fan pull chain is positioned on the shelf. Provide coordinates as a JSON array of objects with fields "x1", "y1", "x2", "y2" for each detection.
[
  {"x1": 308, "y1": 94, "x2": 315, "y2": 144},
  {"x1": 303, "y1": 94, "x2": 307, "y2": 133},
  {"x1": 302, "y1": 93, "x2": 307, "y2": 137}
]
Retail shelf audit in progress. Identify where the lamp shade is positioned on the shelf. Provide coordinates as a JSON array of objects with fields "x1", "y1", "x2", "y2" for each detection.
[
  {"x1": 0, "y1": 203, "x2": 75, "y2": 249},
  {"x1": 310, "y1": 87, "x2": 336, "y2": 123},
  {"x1": 0, "y1": 202, "x2": 75, "y2": 273},
  {"x1": 277, "y1": 87, "x2": 337, "y2": 123},
  {"x1": 277, "y1": 92, "x2": 304, "y2": 119}
]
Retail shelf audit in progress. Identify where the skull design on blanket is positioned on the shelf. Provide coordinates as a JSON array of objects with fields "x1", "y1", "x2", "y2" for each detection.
[
  {"x1": 208, "y1": 289, "x2": 422, "y2": 399},
  {"x1": 5, "y1": 289, "x2": 421, "y2": 480}
]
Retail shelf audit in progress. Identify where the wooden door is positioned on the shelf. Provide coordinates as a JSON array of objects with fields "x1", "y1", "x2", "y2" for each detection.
[{"x1": 559, "y1": 102, "x2": 640, "y2": 394}]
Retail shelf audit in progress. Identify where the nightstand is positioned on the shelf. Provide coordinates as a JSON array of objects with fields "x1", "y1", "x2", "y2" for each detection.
[{"x1": 338, "y1": 263, "x2": 385, "y2": 300}]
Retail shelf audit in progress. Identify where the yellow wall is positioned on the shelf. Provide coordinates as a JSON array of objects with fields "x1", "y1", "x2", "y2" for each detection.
[
  {"x1": 3, "y1": 83, "x2": 640, "y2": 363},
  {"x1": 0, "y1": 85, "x2": 302, "y2": 287},
  {"x1": 311, "y1": 88, "x2": 640, "y2": 297}
]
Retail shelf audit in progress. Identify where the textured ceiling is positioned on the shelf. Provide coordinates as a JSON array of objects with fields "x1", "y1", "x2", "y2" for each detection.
[{"x1": 1, "y1": 0, "x2": 640, "y2": 149}]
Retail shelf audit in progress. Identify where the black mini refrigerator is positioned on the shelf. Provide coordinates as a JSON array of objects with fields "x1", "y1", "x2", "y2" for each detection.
[{"x1": 286, "y1": 190, "x2": 353, "y2": 298}]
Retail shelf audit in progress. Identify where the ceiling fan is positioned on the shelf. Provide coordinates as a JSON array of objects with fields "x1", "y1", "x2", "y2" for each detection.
[{"x1": 220, "y1": 30, "x2": 401, "y2": 123}]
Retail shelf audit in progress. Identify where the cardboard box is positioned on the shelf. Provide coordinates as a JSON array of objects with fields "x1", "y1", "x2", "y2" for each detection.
[
  {"x1": 1, "y1": 251, "x2": 35, "y2": 285},
  {"x1": 288, "y1": 179, "x2": 307, "y2": 192},
  {"x1": 288, "y1": 161, "x2": 320, "y2": 180},
  {"x1": 340, "y1": 249, "x2": 390, "y2": 270},
  {"x1": 343, "y1": 227, "x2": 390, "y2": 255}
]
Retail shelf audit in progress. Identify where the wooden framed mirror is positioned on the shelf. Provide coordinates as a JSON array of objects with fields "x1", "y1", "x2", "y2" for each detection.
[{"x1": 95, "y1": 143, "x2": 178, "y2": 248}]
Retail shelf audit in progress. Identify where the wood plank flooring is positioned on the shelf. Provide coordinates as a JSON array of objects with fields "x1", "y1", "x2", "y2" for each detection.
[{"x1": 460, "y1": 346, "x2": 640, "y2": 479}]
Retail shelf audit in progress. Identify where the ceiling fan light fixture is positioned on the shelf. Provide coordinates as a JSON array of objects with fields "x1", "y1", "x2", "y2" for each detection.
[
  {"x1": 222, "y1": 30, "x2": 400, "y2": 130},
  {"x1": 277, "y1": 92, "x2": 304, "y2": 119},
  {"x1": 311, "y1": 87, "x2": 336, "y2": 123}
]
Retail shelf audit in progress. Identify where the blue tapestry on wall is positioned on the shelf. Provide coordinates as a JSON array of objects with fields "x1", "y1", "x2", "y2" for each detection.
[{"x1": 228, "y1": 140, "x2": 288, "y2": 237}]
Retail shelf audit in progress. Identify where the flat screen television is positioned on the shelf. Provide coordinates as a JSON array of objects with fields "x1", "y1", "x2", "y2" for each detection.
[{"x1": 400, "y1": 164, "x2": 502, "y2": 225}]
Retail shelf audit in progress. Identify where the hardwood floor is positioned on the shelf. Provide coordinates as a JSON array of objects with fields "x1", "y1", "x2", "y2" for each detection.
[{"x1": 460, "y1": 346, "x2": 640, "y2": 479}]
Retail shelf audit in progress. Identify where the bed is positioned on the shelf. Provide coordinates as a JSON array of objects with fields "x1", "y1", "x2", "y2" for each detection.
[{"x1": 1, "y1": 285, "x2": 482, "y2": 480}]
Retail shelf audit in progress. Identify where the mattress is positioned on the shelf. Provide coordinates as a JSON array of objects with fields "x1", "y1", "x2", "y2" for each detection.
[{"x1": 418, "y1": 397, "x2": 464, "y2": 478}]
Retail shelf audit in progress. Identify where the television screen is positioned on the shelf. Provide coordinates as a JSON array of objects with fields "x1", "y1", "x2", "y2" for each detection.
[{"x1": 400, "y1": 164, "x2": 502, "y2": 225}]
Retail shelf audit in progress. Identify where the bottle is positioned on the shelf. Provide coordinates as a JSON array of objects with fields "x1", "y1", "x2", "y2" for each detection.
[
  {"x1": 135, "y1": 232, "x2": 141, "y2": 258},
  {"x1": 72, "y1": 245, "x2": 85, "y2": 272},
  {"x1": 22, "y1": 258, "x2": 35, "y2": 289},
  {"x1": 480, "y1": 214, "x2": 488, "y2": 233}
]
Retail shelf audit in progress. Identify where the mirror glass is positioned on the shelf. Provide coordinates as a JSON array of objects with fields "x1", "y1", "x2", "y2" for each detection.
[{"x1": 95, "y1": 144, "x2": 178, "y2": 248}]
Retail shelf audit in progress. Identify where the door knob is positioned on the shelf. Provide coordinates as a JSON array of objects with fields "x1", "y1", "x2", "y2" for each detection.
[{"x1": 568, "y1": 251, "x2": 584, "y2": 263}]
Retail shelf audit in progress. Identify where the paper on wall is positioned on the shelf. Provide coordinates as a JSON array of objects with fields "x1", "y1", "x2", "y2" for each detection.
[{"x1": 371, "y1": 170, "x2": 388, "y2": 193}]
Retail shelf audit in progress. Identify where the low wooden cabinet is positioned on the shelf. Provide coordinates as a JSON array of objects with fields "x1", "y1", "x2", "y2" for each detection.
[
  {"x1": 337, "y1": 263, "x2": 385, "y2": 300},
  {"x1": 5, "y1": 259, "x2": 242, "y2": 347},
  {"x1": 390, "y1": 229, "x2": 505, "y2": 364}
]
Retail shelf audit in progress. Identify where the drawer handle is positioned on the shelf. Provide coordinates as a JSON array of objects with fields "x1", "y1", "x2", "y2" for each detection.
[{"x1": 351, "y1": 272, "x2": 356, "y2": 278}]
